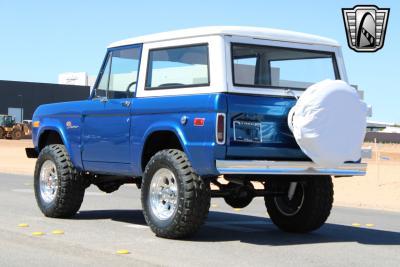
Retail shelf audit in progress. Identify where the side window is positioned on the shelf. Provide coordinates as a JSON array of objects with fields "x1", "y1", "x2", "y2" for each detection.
[
  {"x1": 233, "y1": 57, "x2": 257, "y2": 85},
  {"x1": 95, "y1": 46, "x2": 141, "y2": 99},
  {"x1": 145, "y1": 44, "x2": 209, "y2": 89}
]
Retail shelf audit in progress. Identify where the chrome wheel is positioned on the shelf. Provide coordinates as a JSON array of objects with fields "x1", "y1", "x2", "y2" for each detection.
[
  {"x1": 149, "y1": 168, "x2": 178, "y2": 220},
  {"x1": 39, "y1": 160, "x2": 59, "y2": 203},
  {"x1": 274, "y1": 182, "x2": 305, "y2": 216}
]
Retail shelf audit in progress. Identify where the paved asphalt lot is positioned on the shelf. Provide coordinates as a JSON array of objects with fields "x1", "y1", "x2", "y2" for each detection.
[{"x1": 0, "y1": 173, "x2": 399, "y2": 267}]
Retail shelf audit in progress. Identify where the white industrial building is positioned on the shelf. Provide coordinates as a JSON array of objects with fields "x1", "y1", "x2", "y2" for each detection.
[{"x1": 58, "y1": 72, "x2": 96, "y2": 87}]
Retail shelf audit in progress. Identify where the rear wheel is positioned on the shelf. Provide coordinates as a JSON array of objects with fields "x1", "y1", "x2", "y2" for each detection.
[
  {"x1": 34, "y1": 144, "x2": 86, "y2": 218},
  {"x1": 265, "y1": 176, "x2": 333, "y2": 233},
  {"x1": 141, "y1": 149, "x2": 210, "y2": 239}
]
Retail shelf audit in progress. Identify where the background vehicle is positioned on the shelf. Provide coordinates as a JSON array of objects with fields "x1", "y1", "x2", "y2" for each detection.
[
  {"x1": 21, "y1": 120, "x2": 32, "y2": 137},
  {"x1": 26, "y1": 27, "x2": 368, "y2": 239},
  {"x1": 0, "y1": 114, "x2": 24, "y2": 140}
]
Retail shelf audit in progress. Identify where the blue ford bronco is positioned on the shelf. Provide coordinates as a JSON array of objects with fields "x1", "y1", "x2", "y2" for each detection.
[{"x1": 26, "y1": 27, "x2": 368, "y2": 239}]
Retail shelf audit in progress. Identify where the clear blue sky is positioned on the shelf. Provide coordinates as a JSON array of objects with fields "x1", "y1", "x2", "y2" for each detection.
[{"x1": 0, "y1": 0, "x2": 398, "y2": 123}]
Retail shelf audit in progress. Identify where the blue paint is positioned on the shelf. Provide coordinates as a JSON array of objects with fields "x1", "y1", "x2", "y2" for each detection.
[
  {"x1": 32, "y1": 92, "x2": 310, "y2": 176},
  {"x1": 33, "y1": 93, "x2": 228, "y2": 176},
  {"x1": 81, "y1": 98, "x2": 132, "y2": 169},
  {"x1": 225, "y1": 94, "x2": 308, "y2": 160},
  {"x1": 130, "y1": 93, "x2": 227, "y2": 176}
]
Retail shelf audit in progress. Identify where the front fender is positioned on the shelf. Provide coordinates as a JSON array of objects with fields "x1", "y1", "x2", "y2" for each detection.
[{"x1": 36, "y1": 119, "x2": 83, "y2": 171}]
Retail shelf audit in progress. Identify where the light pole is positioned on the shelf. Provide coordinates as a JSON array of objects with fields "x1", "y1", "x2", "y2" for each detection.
[{"x1": 18, "y1": 94, "x2": 23, "y2": 122}]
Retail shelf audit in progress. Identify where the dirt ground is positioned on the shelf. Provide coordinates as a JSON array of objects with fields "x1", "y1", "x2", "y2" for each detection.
[
  {"x1": 0, "y1": 140, "x2": 36, "y2": 176},
  {"x1": 0, "y1": 139, "x2": 399, "y2": 211},
  {"x1": 333, "y1": 143, "x2": 400, "y2": 211}
]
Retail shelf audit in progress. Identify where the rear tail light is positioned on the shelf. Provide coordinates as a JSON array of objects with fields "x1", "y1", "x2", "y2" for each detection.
[{"x1": 216, "y1": 113, "x2": 226, "y2": 145}]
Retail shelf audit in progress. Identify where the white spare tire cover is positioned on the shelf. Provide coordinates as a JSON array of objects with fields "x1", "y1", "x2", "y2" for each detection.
[{"x1": 289, "y1": 79, "x2": 367, "y2": 168}]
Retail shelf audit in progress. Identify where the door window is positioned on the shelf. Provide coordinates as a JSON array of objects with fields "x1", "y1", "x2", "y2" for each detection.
[{"x1": 95, "y1": 46, "x2": 141, "y2": 99}]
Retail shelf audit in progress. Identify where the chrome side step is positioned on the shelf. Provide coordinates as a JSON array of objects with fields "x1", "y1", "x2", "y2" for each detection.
[{"x1": 216, "y1": 160, "x2": 367, "y2": 176}]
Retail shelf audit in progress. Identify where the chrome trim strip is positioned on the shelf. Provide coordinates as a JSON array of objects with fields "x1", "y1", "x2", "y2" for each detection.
[{"x1": 216, "y1": 160, "x2": 367, "y2": 176}]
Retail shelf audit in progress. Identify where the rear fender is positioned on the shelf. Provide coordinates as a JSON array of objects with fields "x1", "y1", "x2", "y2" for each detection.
[{"x1": 135, "y1": 122, "x2": 188, "y2": 175}]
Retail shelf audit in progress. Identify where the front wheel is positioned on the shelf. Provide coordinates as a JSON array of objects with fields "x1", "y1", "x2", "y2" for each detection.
[
  {"x1": 141, "y1": 149, "x2": 210, "y2": 239},
  {"x1": 34, "y1": 144, "x2": 86, "y2": 218},
  {"x1": 265, "y1": 176, "x2": 333, "y2": 233},
  {"x1": 11, "y1": 129, "x2": 22, "y2": 140}
]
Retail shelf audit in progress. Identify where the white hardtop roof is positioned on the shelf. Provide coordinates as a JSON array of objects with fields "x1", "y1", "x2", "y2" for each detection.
[{"x1": 108, "y1": 26, "x2": 340, "y2": 48}]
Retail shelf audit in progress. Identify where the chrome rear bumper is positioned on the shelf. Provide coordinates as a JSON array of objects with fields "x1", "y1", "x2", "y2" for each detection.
[{"x1": 216, "y1": 160, "x2": 367, "y2": 176}]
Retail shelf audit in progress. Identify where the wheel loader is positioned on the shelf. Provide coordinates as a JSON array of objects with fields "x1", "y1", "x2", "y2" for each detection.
[{"x1": 0, "y1": 114, "x2": 26, "y2": 140}]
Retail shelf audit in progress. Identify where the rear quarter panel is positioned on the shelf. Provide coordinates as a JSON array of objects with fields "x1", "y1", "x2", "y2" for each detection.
[{"x1": 131, "y1": 93, "x2": 227, "y2": 176}]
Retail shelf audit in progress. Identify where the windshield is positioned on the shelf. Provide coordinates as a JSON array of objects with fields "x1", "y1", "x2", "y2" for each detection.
[{"x1": 231, "y1": 43, "x2": 339, "y2": 90}]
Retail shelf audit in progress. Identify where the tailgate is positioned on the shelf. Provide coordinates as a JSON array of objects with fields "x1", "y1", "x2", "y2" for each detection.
[{"x1": 226, "y1": 94, "x2": 308, "y2": 160}]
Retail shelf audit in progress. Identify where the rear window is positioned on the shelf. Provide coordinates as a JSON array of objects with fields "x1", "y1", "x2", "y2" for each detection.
[
  {"x1": 145, "y1": 44, "x2": 209, "y2": 89},
  {"x1": 232, "y1": 43, "x2": 339, "y2": 90}
]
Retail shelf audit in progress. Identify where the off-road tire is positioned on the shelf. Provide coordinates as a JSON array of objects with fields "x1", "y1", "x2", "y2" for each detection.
[
  {"x1": 141, "y1": 149, "x2": 210, "y2": 239},
  {"x1": 34, "y1": 144, "x2": 86, "y2": 218},
  {"x1": 11, "y1": 129, "x2": 22, "y2": 140},
  {"x1": 265, "y1": 176, "x2": 333, "y2": 233}
]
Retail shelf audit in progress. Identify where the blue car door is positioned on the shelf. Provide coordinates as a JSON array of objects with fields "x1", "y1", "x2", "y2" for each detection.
[{"x1": 82, "y1": 45, "x2": 142, "y2": 174}]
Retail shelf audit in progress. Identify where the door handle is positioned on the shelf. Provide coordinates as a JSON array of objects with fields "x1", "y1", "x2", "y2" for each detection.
[{"x1": 122, "y1": 100, "x2": 131, "y2": 107}]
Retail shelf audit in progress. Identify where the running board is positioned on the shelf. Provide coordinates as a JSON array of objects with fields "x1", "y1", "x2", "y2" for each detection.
[{"x1": 216, "y1": 160, "x2": 367, "y2": 176}]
